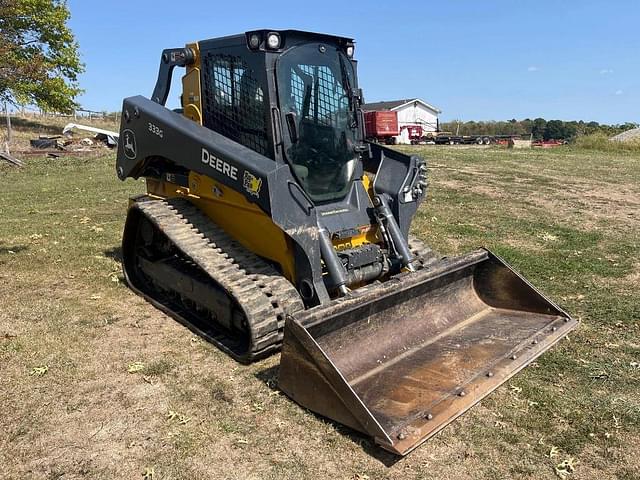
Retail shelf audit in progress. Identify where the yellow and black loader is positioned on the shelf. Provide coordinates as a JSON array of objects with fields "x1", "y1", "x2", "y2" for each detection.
[{"x1": 116, "y1": 29, "x2": 577, "y2": 455}]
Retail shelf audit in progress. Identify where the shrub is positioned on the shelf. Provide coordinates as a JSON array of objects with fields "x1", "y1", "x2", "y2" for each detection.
[{"x1": 572, "y1": 133, "x2": 640, "y2": 153}]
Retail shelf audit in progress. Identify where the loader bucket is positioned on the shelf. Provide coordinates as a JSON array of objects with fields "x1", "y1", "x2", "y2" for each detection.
[{"x1": 278, "y1": 249, "x2": 577, "y2": 455}]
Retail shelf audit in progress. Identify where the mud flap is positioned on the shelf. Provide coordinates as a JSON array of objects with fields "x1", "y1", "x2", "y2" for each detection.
[{"x1": 278, "y1": 249, "x2": 577, "y2": 455}]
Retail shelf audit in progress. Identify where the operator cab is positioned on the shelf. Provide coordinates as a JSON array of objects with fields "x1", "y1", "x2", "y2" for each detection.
[
  {"x1": 277, "y1": 41, "x2": 359, "y2": 202},
  {"x1": 197, "y1": 30, "x2": 363, "y2": 204}
]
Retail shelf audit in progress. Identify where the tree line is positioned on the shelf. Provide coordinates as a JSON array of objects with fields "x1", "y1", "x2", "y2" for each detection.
[{"x1": 439, "y1": 119, "x2": 639, "y2": 141}]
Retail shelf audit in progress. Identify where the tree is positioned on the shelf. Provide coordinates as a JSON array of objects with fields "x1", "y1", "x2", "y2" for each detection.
[
  {"x1": 563, "y1": 121, "x2": 578, "y2": 139},
  {"x1": 531, "y1": 118, "x2": 547, "y2": 140},
  {"x1": 520, "y1": 118, "x2": 533, "y2": 136},
  {"x1": 0, "y1": 0, "x2": 83, "y2": 113},
  {"x1": 437, "y1": 118, "x2": 631, "y2": 142},
  {"x1": 544, "y1": 120, "x2": 566, "y2": 140}
]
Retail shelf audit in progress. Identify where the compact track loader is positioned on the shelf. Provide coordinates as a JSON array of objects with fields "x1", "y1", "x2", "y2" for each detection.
[{"x1": 116, "y1": 30, "x2": 577, "y2": 455}]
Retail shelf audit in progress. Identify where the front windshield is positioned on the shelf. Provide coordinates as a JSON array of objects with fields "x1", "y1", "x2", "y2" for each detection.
[{"x1": 277, "y1": 44, "x2": 358, "y2": 203}]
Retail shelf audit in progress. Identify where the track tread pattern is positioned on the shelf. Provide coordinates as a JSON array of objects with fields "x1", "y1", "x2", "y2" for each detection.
[
  {"x1": 133, "y1": 196, "x2": 303, "y2": 362},
  {"x1": 408, "y1": 236, "x2": 440, "y2": 269}
]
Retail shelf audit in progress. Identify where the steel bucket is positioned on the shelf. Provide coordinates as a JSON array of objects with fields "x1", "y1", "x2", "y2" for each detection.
[{"x1": 278, "y1": 249, "x2": 577, "y2": 455}]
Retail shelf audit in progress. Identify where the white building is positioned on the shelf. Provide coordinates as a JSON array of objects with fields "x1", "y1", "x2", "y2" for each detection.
[{"x1": 362, "y1": 98, "x2": 441, "y2": 144}]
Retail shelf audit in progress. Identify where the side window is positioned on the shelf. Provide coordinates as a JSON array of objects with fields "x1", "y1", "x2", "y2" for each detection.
[{"x1": 202, "y1": 53, "x2": 272, "y2": 158}]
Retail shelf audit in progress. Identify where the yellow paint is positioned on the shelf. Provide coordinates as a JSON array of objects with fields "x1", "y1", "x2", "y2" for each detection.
[
  {"x1": 362, "y1": 172, "x2": 374, "y2": 197},
  {"x1": 145, "y1": 175, "x2": 297, "y2": 283},
  {"x1": 181, "y1": 42, "x2": 203, "y2": 125},
  {"x1": 243, "y1": 172, "x2": 263, "y2": 198},
  {"x1": 332, "y1": 225, "x2": 380, "y2": 251},
  {"x1": 145, "y1": 177, "x2": 381, "y2": 283},
  {"x1": 332, "y1": 177, "x2": 380, "y2": 250}
]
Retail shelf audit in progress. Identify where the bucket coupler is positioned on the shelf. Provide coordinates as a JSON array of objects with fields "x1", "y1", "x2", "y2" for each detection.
[{"x1": 278, "y1": 249, "x2": 577, "y2": 455}]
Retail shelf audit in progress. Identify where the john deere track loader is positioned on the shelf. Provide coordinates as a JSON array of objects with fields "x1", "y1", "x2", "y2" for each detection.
[{"x1": 116, "y1": 29, "x2": 577, "y2": 455}]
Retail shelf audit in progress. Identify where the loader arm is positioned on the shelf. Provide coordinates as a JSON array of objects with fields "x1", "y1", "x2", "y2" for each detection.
[{"x1": 117, "y1": 95, "x2": 328, "y2": 305}]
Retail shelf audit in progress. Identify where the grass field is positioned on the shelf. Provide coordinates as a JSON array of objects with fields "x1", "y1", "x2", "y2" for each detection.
[{"x1": 1, "y1": 140, "x2": 639, "y2": 479}]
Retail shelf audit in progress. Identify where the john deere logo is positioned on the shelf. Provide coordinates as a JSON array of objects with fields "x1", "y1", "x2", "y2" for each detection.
[
  {"x1": 243, "y1": 171, "x2": 262, "y2": 198},
  {"x1": 123, "y1": 129, "x2": 137, "y2": 160}
]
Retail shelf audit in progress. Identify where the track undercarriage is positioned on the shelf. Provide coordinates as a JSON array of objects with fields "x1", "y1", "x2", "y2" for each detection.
[
  {"x1": 122, "y1": 196, "x2": 304, "y2": 362},
  {"x1": 122, "y1": 196, "x2": 439, "y2": 363}
]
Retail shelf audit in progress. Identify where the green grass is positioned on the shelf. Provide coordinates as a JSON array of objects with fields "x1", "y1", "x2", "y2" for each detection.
[
  {"x1": 1, "y1": 145, "x2": 639, "y2": 479},
  {"x1": 573, "y1": 133, "x2": 640, "y2": 153},
  {"x1": 402, "y1": 145, "x2": 640, "y2": 476}
]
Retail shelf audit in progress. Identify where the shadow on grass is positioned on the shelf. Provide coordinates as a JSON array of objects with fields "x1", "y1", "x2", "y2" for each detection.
[
  {"x1": 254, "y1": 365, "x2": 402, "y2": 467},
  {"x1": 103, "y1": 246, "x2": 122, "y2": 262},
  {"x1": 0, "y1": 244, "x2": 28, "y2": 255}
]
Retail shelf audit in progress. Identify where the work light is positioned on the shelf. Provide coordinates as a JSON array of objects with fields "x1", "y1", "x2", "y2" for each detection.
[
  {"x1": 266, "y1": 32, "x2": 281, "y2": 49},
  {"x1": 248, "y1": 33, "x2": 261, "y2": 49}
]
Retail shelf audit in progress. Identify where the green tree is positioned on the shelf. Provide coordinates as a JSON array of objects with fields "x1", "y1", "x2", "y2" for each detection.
[
  {"x1": 0, "y1": 0, "x2": 83, "y2": 113},
  {"x1": 531, "y1": 118, "x2": 547, "y2": 140},
  {"x1": 563, "y1": 121, "x2": 578, "y2": 139},
  {"x1": 544, "y1": 120, "x2": 565, "y2": 140},
  {"x1": 437, "y1": 118, "x2": 632, "y2": 141}
]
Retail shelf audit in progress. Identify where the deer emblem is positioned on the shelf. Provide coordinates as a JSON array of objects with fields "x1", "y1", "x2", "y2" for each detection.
[{"x1": 123, "y1": 130, "x2": 137, "y2": 159}]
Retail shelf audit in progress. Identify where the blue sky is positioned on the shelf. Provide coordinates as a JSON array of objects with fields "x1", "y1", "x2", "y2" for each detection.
[{"x1": 68, "y1": 0, "x2": 638, "y2": 123}]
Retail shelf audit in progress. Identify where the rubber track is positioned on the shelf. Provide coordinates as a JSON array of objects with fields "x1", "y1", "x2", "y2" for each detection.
[
  {"x1": 408, "y1": 236, "x2": 440, "y2": 269},
  {"x1": 133, "y1": 196, "x2": 304, "y2": 362}
]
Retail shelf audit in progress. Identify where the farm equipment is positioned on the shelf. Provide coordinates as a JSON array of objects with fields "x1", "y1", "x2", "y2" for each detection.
[
  {"x1": 532, "y1": 139, "x2": 567, "y2": 148},
  {"x1": 115, "y1": 29, "x2": 577, "y2": 455},
  {"x1": 364, "y1": 110, "x2": 399, "y2": 144},
  {"x1": 363, "y1": 111, "x2": 428, "y2": 145},
  {"x1": 403, "y1": 124, "x2": 424, "y2": 144},
  {"x1": 425, "y1": 132, "x2": 522, "y2": 145}
]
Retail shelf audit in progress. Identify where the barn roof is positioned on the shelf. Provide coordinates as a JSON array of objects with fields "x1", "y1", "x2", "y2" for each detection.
[{"x1": 361, "y1": 98, "x2": 441, "y2": 114}]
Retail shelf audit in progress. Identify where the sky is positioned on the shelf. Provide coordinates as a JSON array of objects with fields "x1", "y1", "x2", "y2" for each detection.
[{"x1": 67, "y1": 0, "x2": 639, "y2": 124}]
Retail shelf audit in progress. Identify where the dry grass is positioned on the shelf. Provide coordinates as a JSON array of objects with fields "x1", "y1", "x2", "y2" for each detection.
[
  {"x1": 573, "y1": 133, "x2": 640, "y2": 153},
  {"x1": 2, "y1": 114, "x2": 120, "y2": 152},
  {"x1": 1, "y1": 138, "x2": 639, "y2": 479}
]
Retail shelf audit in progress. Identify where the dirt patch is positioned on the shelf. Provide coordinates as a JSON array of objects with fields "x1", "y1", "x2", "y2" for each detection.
[
  {"x1": 438, "y1": 179, "x2": 507, "y2": 200},
  {"x1": 437, "y1": 168, "x2": 639, "y2": 230}
]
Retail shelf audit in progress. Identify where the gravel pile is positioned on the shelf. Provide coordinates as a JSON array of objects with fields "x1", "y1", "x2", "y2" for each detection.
[{"x1": 610, "y1": 128, "x2": 640, "y2": 142}]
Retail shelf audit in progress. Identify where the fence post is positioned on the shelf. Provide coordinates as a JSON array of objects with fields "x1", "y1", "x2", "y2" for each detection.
[{"x1": 4, "y1": 103, "x2": 12, "y2": 144}]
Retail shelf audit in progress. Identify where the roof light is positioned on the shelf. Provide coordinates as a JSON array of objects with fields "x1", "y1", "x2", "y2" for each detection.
[
  {"x1": 346, "y1": 45, "x2": 354, "y2": 58},
  {"x1": 248, "y1": 33, "x2": 261, "y2": 49},
  {"x1": 266, "y1": 32, "x2": 281, "y2": 49}
]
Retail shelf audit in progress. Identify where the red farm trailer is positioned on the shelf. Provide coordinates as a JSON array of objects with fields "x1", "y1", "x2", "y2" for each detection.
[{"x1": 364, "y1": 111, "x2": 400, "y2": 143}]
